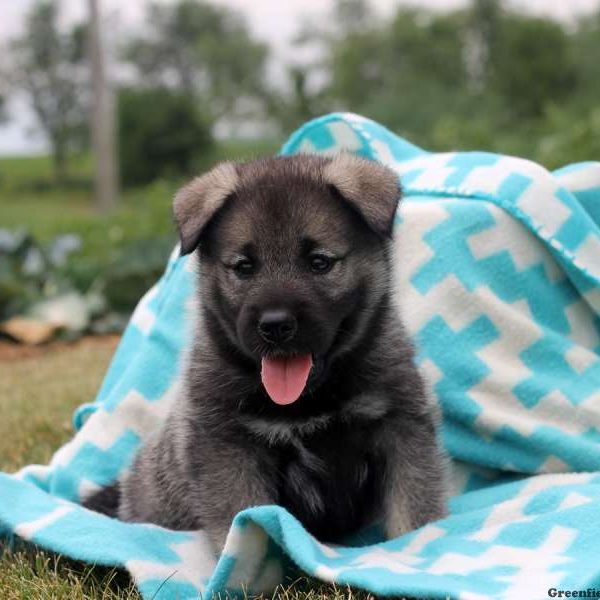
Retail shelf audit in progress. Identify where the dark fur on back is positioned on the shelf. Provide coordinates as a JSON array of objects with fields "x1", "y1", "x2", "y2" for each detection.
[{"x1": 85, "y1": 155, "x2": 447, "y2": 550}]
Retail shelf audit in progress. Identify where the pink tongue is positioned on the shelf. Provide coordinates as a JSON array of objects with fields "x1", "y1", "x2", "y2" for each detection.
[{"x1": 261, "y1": 354, "x2": 313, "y2": 405}]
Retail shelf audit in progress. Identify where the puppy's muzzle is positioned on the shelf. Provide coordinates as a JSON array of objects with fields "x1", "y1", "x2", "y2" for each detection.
[{"x1": 258, "y1": 309, "x2": 297, "y2": 344}]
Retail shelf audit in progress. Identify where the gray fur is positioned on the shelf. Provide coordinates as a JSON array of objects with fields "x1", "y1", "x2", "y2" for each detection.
[{"x1": 85, "y1": 154, "x2": 448, "y2": 553}]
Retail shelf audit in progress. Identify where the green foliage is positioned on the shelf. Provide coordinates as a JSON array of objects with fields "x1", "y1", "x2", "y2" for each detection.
[
  {"x1": 488, "y1": 15, "x2": 577, "y2": 119},
  {"x1": 124, "y1": 0, "x2": 268, "y2": 122},
  {"x1": 569, "y1": 13, "x2": 600, "y2": 110},
  {"x1": 0, "y1": 226, "x2": 174, "y2": 337},
  {"x1": 100, "y1": 237, "x2": 175, "y2": 314},
  {"x1": 3, "y1": 0, "x2": 600, "y2": 338},
  {"x1": 0, "y1": 229, "x2": 83, "y2": 322},
  {"x1": 0, "y1": 138, "x2": 287, "y2": 341},
  {"x1": 4, "y1": 0, "x2": 599, "y2": 180},
  {"x1": 538, "y1": 106, "x2": 600, "y2": 169},
  {"x1": 118, "y1": 87, "x2": 214, "y2": 187},
  {"x1": 262, "y1": 66, "x2": 329, "y2": 135},
  {"x1": 0, "y1": 154, "x2": 180, "y2": 339},
  {"x1": 328, "y1": 9, "x2": 470, "y2": 140},
  {"x1": 9, "y1": 1, "x2": 88, "y2": 183},
  {"x1": 282, "y1": 0, "x2": 600, "y2": 167}
]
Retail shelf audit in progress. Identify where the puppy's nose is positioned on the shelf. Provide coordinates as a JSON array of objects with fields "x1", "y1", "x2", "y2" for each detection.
[{"x1": 258, "y1": 309, "x2": 297, "y2": 344}]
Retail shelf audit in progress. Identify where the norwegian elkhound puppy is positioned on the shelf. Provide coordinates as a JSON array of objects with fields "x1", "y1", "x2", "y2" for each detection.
[{"x1": 85, "y1": 153, "x2": 447, "y2": 551}]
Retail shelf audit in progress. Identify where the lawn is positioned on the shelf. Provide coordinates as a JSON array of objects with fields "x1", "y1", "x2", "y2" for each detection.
[{"x1": 0, "y1": 336, "x2": 142, "y2": 599}]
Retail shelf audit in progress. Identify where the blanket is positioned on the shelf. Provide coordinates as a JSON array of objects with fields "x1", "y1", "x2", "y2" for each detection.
[{"x1": 1, "y1": 112, "x2": 600, "y2": 600}]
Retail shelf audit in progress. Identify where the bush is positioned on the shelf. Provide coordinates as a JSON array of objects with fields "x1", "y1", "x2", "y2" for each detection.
[
  {"x1": 118, "y1": 87, "x2": 214, "y2": 186},
  {"x1": 537, "y1": 105, "x2": 600, "y2": 170}
]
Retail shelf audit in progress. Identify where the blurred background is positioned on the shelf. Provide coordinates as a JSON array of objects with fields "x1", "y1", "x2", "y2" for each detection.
[
  {"x1": 1, "y1": 0, "x2": 599, "y2": 345},
  {"x1": 2, "y1": 2, "x2": 600, "y2": 592}
]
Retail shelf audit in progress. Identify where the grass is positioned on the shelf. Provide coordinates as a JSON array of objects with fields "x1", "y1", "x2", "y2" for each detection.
[
  {"x1": 0, "y1": 337, "x2": 119, "y2": 472},
  {"x1": 0, "y1": 550, "x2": 139, "y2": 600},
  {"x1": 0, "y1": 549, "x2": 373, "y2": 600},
  {"x1": 0, "y1": 336, "x2": 143, "y2": 598},
  {"x1": 0, "y1": 158, "x2": 178, "y2": 268}
]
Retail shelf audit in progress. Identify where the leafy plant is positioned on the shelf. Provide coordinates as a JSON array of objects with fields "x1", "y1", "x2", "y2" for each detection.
[
  {"x1": 0, "y1": 229, "x2": 82, "y2": 321},
  {"x1": 0, "y1": 228, "x2": 174, "y2": 342}
]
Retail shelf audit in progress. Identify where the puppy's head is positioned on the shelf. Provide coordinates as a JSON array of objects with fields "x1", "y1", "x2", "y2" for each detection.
[{"x1": 174, "y1": 154, "x2": 401, "y2": 406}]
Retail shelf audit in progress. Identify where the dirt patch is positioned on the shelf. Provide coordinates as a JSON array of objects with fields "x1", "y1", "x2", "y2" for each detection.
[{"x1": 0, "y1": 334, "x2": 120, "y2": 362}]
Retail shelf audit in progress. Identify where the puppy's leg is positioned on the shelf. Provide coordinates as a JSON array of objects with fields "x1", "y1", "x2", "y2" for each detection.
[
  {"x1": 119, "y1": 421, "x2": 277, "y2": 554},
  {"x1": 193, "y1": 438, "x2": 278, "y2": 554},
  {"x1": 201, "y1": 461, "x2": 275, "y2": 553},
  {"x1": 382, "y1": 421, "x2": 448, "y2": 539}
]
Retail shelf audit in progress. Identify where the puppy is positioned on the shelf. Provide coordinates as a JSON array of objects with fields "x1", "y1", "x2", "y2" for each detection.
[{"x1": 85, "y1": 154, "x2": 447, "y2": 551}]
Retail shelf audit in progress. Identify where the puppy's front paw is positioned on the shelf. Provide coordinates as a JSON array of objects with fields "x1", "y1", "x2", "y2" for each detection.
[
  {"x1": 384, "y1": 505, "x2": 415, "y2": 540},
  {"x1": 208, "y1": 526, "x2": 230, "y2": 556},
  {"x1": 383, "y1": 493, "x2": 447, "y2": 540}
]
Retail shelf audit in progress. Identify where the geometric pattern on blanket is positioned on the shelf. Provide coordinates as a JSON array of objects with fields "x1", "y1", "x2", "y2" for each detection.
[{"x1": 1, "y1": 112, "x2": 600, "y2": 599}]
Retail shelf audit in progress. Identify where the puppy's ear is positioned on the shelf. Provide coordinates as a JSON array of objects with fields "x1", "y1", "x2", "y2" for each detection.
[
  {"x1": 323, "y1": 154, "x2": 401, "y2": 237},
  {"x1": 173, "y1": 162, "x2": 239, "y2": 255}
]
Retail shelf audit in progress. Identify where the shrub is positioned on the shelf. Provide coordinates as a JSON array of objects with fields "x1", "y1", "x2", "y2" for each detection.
[{"x1": 118, "y1": 87, "x2": 214, "y2": 186}]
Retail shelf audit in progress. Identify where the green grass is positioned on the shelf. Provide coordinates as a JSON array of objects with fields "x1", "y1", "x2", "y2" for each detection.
[
  {"x1": 0, "y1": 158, "x2": 177, "y2": 267},
  {"x1": 0, "y1": 338, "x2": 119, "y2": 471},
  {"x1": 0, "y1": 153, "x2": 93, "y2": 191},
  {"x1": 0, "y1": 337, "x2": 142, "y2": 599},
  {"x1": 0, "y1": 139, "x2": 280, "y2": 192},
  {"x1": 0, "y1": 549, "x2": 372, "y2": 600},
  {"x1": 0, "y1": 550, "x2": 139, "y2": 600}
]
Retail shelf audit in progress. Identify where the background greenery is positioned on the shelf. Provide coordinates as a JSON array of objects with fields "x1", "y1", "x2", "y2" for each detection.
[{"x1": 1, "y1": 0, "x2": 599, "y2": 339}]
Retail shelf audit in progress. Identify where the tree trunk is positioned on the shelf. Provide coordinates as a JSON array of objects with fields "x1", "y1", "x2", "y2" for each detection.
[
  {"x1": 89, "y1": 0, "x2": 119, "y2": 213},
  {"x1": 53, "y1": 137, "x2": 69, "y2": 185}
]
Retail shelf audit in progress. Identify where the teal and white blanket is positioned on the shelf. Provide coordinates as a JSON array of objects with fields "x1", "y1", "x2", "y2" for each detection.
[{"x1": 2, "y1": 113, "x2": 600, "y2": 600}]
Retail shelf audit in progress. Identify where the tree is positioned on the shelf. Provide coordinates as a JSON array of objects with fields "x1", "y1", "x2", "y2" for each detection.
[
  {"x1": 489, "y1": 14, "x2": 577, "y2": 119},
  {"x1": 0, "y1": 55, "x2": 7, "y2": 124},
  {"x1": 569, "y1": 9, "x2": 600, "y2": 111},
  {"x1": 334, "y1": 0, "x2": 375, "y2": 34},
  {"x1": 465, "y1": 0, "x2": 502, "y2": 91},
  {"x1": 124, "y1": 0, "x2": 269, "y2": 125},
  {"x1": 117, "y1": 87, "x2": 213, "y2": 187},
  {"x1": 88, "y1": 0, "x2": 119, "y2": 212},
  {"x1": 9, "y1": 1, "x2": 87, "y2": 184},
  {"x1": 325, "y1": 8, "x2": 468, "y2": 141}
]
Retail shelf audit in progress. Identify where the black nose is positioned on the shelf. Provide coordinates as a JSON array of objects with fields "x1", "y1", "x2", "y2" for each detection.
[{"x1": 258, "y1": 309, "x2": 297, "y2": 344}]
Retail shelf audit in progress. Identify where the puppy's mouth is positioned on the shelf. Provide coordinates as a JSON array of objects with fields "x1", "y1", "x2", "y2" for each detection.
[{"x1": 260, "y1": 354, "x2": 313, "y2": 406}]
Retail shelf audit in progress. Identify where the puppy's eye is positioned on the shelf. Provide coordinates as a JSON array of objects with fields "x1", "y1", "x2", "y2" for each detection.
[
  {"x1": 309, "y1": 254, "x2": 334, "y2": 274},
  {"x1": 232, "y1": 259, "x2": 255, "y2": 278}
]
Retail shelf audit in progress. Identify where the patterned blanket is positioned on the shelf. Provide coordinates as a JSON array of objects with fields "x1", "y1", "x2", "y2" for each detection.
[{"x1": 1, "y1": 113, "x2": 600, "y2": 600}]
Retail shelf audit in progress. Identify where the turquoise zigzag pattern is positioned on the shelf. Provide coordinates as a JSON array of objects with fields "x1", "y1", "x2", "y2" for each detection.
[{"x1": 1, "y1": 113, "x2": 600, "y2": 599}]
